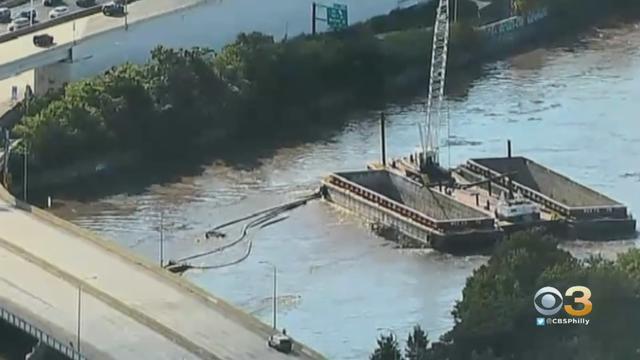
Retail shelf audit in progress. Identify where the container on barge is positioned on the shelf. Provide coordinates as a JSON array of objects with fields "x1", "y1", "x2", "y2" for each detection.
[{"x1": 458, "y1": 156, "x2": 637, "y2": 240}]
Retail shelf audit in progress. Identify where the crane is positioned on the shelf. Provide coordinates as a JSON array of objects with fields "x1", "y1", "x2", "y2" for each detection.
[{"x1": 420, "y1": 0, "x2": 450, "y2": 171}]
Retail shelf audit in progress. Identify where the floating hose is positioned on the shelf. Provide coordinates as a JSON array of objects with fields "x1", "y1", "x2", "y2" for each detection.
[{"x1": 165, "y1": 190, "x2": 321, "y2": 274}]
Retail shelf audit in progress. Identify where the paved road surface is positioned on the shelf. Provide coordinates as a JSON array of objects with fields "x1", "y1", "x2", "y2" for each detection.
[
  {"x1": 0, "y1": 186, "x2": 324, "y2": 359},
  {"x1": 0, "y1": 245, "x2": 196, "y2": 359},
  {"x1": 0, "y1": 0, "x2": 202, "y2": 79},
  {"x1": 0, "y1": 0, "x2": 112, "y2": 35}
]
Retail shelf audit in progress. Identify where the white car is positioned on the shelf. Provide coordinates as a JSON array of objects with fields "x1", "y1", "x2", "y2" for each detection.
[
  {"x1": 8, "y1": 17, "x2": 30, "y2": 31},
  {"x1": 49, "y1": 6, "x2": 69, "y2": 19}
]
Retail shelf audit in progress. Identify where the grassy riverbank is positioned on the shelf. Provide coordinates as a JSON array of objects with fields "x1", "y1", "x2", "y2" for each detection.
[{"x1": 7, "y1": 0, "x2": 640, "y2": 195}]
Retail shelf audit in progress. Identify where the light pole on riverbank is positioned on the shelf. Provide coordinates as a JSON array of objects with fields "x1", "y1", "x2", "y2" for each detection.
[
  {"x1": 259, "y1": 261, "x2": 277, "y2": 330},
  {"x1": 159, "y1": 211, "x2": 164, "y2": 267}
]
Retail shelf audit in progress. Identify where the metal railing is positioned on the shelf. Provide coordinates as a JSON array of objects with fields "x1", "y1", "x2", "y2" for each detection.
[
  {"x1": 0, "y1": 305, "x2": 87, "y2": 360},
  {"x1": 465, "y1": 160, "x2": 628, "y2": 220}
]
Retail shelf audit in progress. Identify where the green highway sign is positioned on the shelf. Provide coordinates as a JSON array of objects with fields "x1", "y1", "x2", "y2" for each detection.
[{"x1": 326, "y1": 3, "x2": 348, "y2": 30}]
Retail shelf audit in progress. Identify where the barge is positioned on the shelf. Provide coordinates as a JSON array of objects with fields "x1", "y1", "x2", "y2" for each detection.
[
  {"x1": 320, "y1": 1, "x2": 635, "y2": 253},
  {"x1": 321, "y1": 169, "x2": 502, "y2": 254},
  {"x1": 458, "y1": 156, "x2": 637, "y2": 240}
]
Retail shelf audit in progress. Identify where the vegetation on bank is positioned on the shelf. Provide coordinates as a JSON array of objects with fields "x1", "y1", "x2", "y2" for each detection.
[
  {"x1": 370, "y1": 231, "x2": 640, "y2": 360},
  {"x1": 9, "y1": 0, "x2": 640, "y2": 178},
  {"x1": 12, "y1": 1, "x2": 483, "y2": 174}
]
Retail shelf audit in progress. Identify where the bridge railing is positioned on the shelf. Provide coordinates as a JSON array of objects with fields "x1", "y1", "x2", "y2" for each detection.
[{"x1": 0, "y1": 305, "x2": 87, "y2": 360}]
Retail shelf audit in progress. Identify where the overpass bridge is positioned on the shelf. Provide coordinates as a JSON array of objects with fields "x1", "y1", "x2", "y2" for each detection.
[{"x1": 0, "y1": 184, "x2": 326, "y2": 359}]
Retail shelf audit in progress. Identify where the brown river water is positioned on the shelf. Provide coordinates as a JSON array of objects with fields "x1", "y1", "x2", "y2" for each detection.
[{"x1": 49, "y1": 23, "x2": 640, "y2": 359}]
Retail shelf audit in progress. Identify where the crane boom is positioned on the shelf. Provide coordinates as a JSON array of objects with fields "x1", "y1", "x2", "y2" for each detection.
[{"x1": 423, "y1": 0, "x2": 450, "y2": 166}]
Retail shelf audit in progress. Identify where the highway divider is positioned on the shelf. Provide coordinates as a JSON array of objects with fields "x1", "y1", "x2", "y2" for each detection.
[{"x1": 0, "y1": 0, "x2": 141, "y2": 45}]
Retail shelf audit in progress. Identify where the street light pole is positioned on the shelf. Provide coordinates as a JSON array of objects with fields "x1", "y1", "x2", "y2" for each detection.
[
  {"x1": 259, "y1": 261, "x2": 277, "y2": 330},
  {"x1": 77, "y1": 285, "x2": 82, "y2": 352},
  {"x1": 124, "y1": 0, "x2": 128, "y2": 30},
  {"x1": 22, "y1": 145, "x2": 27, "y2": 202},
  {"x1": 159, "y1": 211, "x2": 164, "y2": 267},
  {"x1": 77, "y1": 276, "x2": 97, "y2": 353},
  {"x1": 29, "y1": 0, "x2": 34, "y2": 26}
]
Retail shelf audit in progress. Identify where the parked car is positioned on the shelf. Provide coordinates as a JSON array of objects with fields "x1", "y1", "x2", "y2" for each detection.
[
  {"x1": 49, "y1": 6, "x2": 69, "y2": 19},
  {"x1": 19, "y1": 9, "x2": 37, "y2": 22},
  {"x1": 267, "y1": 333, "x2": 293, "y2": 354},
  {"x1": 33, "y1": 34, "x2": 54, "y2": 47},
  {"x1": 8, "y1": 17, "x2": 30, "y2": 31},
  {"x1": 42, "y1": 0, "x2": 59, "y2": 6},
  {"x1": 75, "y1": 0, "x2": 96, "y2": 7},
  {"x1": 101, "y1": 1, "x2": 124, "y2": 16},
  {"x1": 0, "y1": 7, "x2": 11, "y2": 23}
]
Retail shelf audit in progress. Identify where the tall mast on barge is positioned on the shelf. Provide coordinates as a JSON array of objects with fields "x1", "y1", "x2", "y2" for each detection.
[{"x1": 421, "y1": 0, "x2": 450, "y2": 170}]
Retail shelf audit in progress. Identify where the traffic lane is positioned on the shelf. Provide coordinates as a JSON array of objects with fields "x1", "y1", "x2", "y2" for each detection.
[
  {"x1": 0, "y1": 0, "x2": 111, "y2": 35},
  {"x1": 0, "y1": 244, "x2": 199, "y2": 360}
]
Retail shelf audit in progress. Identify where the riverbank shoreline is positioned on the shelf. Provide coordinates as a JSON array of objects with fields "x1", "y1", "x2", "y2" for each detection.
[{"x1": 10, "y1": 5, "x2": 640, "y2": 202}]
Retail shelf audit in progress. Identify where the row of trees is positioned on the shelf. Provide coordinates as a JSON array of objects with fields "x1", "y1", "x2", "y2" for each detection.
[
  {"x1": 12, "y1": 2, "x2": 484, "y2": 174},
  {"x1": 371, "y1": 232, "x2": 640, "y2": 359}
]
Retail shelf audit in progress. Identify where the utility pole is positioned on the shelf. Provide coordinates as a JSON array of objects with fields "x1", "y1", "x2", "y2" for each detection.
[
  {"x1": 77, "y1": 276, "x2": 97, "y2": 354},
  {"x1": 77, "y1": 286, "x2": 81, "y2": 352},
  {"x1": 22, "y1": 145, "x2": 27, "y2": 202},
  {"x1": 29, "y1": 0, "x2": 34, "y2": 26},
  {"x1": 124, "y1": 0, "x2": 128, "y2": 31},
  {"x1": 159, "y1": 211, "x2": 164, "y2": 267},
  {"x1": 311, "y1": 2, "x2": 317, "y2": 35},
  {"x1": 259, "y1": 261, "x2": 277, "y2": 330},
  {"x1": 2, "y1": 129, "x2": 9, "y2": 188}
]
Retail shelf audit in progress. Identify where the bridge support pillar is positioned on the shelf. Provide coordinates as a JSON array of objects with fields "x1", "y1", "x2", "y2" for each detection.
[{"x1": 33, "y1": 61, "x2": 71, "y2": 96}]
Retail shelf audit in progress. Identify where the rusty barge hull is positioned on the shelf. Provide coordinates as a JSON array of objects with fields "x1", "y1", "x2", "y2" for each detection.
[
  {"x1": 321, "y1": 170, "x2": 502, "y2": 253},
  {"x1": 460, "y1": 156, "x2": 637, "y2": 240}
]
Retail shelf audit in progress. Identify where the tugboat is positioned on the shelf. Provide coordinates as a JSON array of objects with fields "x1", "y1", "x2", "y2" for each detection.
[{"x1": 495, "y1": 191, "x2": 540, "y2": 223}]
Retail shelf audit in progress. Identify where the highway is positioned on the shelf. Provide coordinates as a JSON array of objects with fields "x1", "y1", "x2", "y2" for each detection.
[
  {"x1": 0, "y1": 0, "x2": 111, "y2": 35},
  {"x1": 0, "y1": 0, "x2": 204, "y2": 82},
  {"x1": 0, "y1": 184, "x2": 324, "y2": 359}
]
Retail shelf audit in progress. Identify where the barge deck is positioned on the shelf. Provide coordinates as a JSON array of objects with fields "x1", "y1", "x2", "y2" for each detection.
[{"x1": 459, "y1": 156, "x2": 637, "y2": 240}]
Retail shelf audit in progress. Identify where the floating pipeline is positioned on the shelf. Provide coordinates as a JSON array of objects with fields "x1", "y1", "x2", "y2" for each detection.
[{"x1": 164, "y1": 191, "x2": 321, "y2": 274}]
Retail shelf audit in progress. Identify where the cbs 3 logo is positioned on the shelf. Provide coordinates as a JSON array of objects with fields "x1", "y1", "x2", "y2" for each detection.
[{"x1": 534, "y1": 286, "x2": 592, "y2": 317}]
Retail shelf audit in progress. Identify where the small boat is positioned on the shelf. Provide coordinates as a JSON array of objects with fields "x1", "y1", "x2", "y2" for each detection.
[{"x1": 495, "y1": 191, "x2": 540, "y2": 223}]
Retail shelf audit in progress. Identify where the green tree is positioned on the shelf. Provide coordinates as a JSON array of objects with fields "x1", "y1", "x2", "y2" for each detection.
[
  {"x1": 405, "y1": 325, "x2": 429, "y2": 360},
  {"x1": 371, "y1": 333, "x2": 403, "y2": 360},
  {"x1": 421, "y1": 231, "x2": 640, "y2": 360}
]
